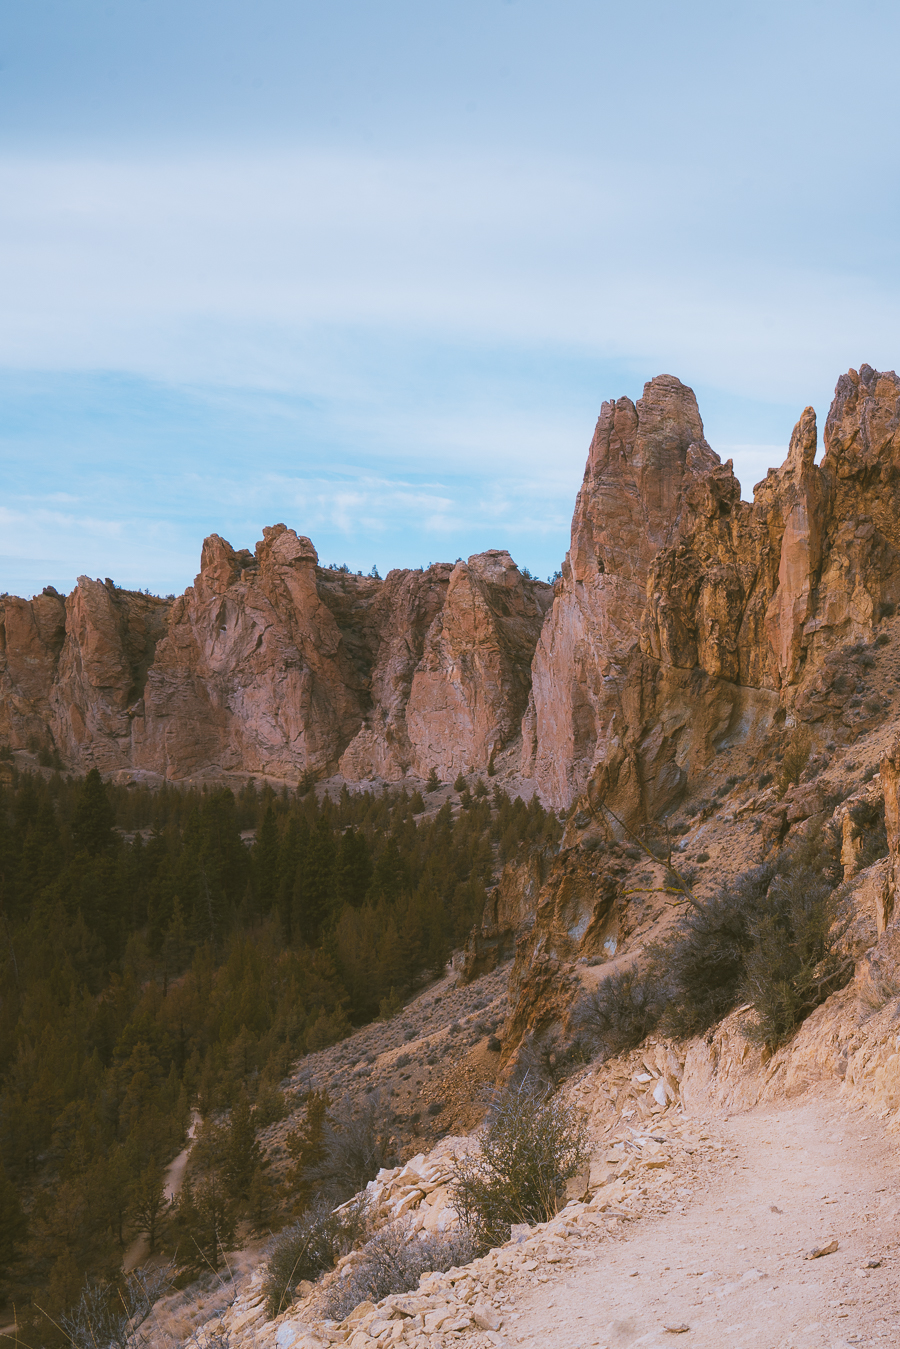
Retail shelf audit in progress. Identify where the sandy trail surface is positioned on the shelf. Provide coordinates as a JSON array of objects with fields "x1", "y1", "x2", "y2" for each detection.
[
  {"x1": 506, "y1": 1092, "x2": 900, "y2": 1349},
  {"x1": 123, "y1": 1109, "x2": 201, "y2": 1273}
]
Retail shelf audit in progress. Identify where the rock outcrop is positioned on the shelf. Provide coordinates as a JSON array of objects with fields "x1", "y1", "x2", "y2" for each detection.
[
  {"x1": 880, "y1": 733, "x2": 900, "y2": 931},
  {"x1": 522, "y1": 364, "x2": 900, "y2": 815},
  {"x1": 404, "y1": 551, "x2": 552, "y2": 781},
  {"x1": 0, "y1": 530, "x2": 550, "y2": 784},
  {"x1": 2, "y1": 364, "x2": 899, "y2": 803},
  {"x1": 524, "y1": 374, "x2": 721, "y2": 808}
]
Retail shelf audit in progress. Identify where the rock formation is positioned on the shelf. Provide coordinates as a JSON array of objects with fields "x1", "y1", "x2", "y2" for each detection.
[
  {"x1": 0, "y1": 529, "x2": 551, "y2": 784},
  {"x1": 404, "y1": 551, "x2": 552, "y2": 781},
  {"x1": 880, "y1": 732, "x2": 900, "y2": 931},
  {"x1": 2, "y1": 364, "x2": 899, "y2": 809},
  {"x1": 522, "y1": 365, "x2": 900, "y2": 820},
  {"x1": 470, "y1": 364, "x2": 900, "y2": 1059},
  {"x1": 524, "y1": 374, "x2": 721, "y2": 808}
]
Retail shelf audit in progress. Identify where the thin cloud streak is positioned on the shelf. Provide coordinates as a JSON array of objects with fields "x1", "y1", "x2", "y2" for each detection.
[{"x1": 0, "y1": 151, "x2": 896, "y2": 406}]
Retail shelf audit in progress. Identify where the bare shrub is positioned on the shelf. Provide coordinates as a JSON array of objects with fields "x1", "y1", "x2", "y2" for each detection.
[
  {"x1": 847, "y1": 797, "x2": 888, "y2": 867},
  {"x1": 300, "y1": 1093, "x2": 396, "y2": 1207},
  {"x1": 261, "y1": 1197, "x2": 368, "y2": 1319},
  {"x1": 504, "y1": 1032, "x2": 557, "y2": 1092},
  {"x1": 55, "y1": 1264, "x2": 174, "y2": 1349},
  {"x1": 659, "y1": 865, "x2": 773, "y2": 1038},
  {"x1": 660, "y1": 856, "x2": 852, "y2": 1049},
  {"x1": 777, "y1": 727, "x2": 812, "y2": 794},
  {"x1": 183, "y1": 1328, "x2": 232, "y2": 1349},
  {"x1": 574, "y1": 965, "x2": 666, "y2": 1058},
  {"x1": 451, "y1": 1079, "x2": 587, "y2": 1251},
  {"x1": 321, "y1": 1220, "x2": 478, "y2": 1321},
  {"x1": 858, "y1": 956, "x2": 900, "y2": 1014},
  {"x1": 740, "y1": 871, "x2": 853, "y2": 1046}
]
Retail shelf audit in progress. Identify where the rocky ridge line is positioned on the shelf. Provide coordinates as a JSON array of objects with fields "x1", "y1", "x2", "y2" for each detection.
[{"x1": 2, "y1": 366, "x2": 898, "y2": 816}]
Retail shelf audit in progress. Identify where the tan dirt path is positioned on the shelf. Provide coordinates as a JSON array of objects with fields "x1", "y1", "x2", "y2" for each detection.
[{"x1": 505, "y1": 1091, "x2": 900, "y2": 1349}]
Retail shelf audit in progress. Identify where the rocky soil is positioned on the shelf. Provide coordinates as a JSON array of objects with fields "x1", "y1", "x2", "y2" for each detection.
[
  {"x1": 184, "y1": 1025, "x2": 900, "y2": 1349},
  {"x1": 260, "y1": 966, "x2": 511, "y2": 1168},
  {"x1": 490, "y1": 1091, "x2": 900, "y2": 1349}
]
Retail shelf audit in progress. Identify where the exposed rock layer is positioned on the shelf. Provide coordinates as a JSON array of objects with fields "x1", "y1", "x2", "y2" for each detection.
[
  {"x1": 2, "y1": 365, "x2": 899, "y2": 803},
  {"x1": 0, "y1": 530, "x2": 551, "y2": 784},
  {"x1": 526, "y1": 364, "x2": 900, "y2": 818}
]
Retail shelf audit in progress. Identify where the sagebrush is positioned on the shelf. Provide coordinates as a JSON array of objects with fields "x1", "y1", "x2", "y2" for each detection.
[
  {"x1": 55, "y1": 1265, "x2": 174, "y2": 1349},
  {"x1": 575, "y1": 965, "x2": 667, "y2": 1059},
  {"x1": 262, "y1": 1197, "x2": 368, "y2": 1319},
  {"x1": 301, "y1": 1093, "x2": 396, "y2": 1207},
  {"x1": 573, "y1": 830, "x2": 852, "y2": 1052},
  {"x1": 658, "y1": 864, "x2": 774, "y2": 1038},
  {"x1": 321, "y1": 1220, "x2": 478, "y2": 1321},
  {"x1": 451, "y1": 1079, "x2": 587, "y2": 1250},
  {"x1": 740, "y1": 869, "x2": 852, "y2": 1045}
]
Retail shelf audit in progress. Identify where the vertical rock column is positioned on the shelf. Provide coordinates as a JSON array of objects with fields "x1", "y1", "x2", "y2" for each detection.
[
  {"x1": 880, "y1": 735, "x2": 900, "y2": 932},
  {"x1": 527, "y1": 374, "x2": 720, "y2": 808},
  {"x1": 405, "y1": 551, "x2": 552, "y2": 781}
]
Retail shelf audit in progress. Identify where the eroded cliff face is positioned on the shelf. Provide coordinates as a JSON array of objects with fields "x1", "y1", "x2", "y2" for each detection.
[
  {"x1": 0, "y1": 528, "x2": 550, "y2": 783},
  {"x1": 519, "y1": 365, "x2": 900, "y2": 821},
  {"x1": 483, "y1": 364, "x2": 900, "y2": 1059},
  {"x1": 523, "y1": 375, "x2": 721, "y2": 810},
  {"x1": 2, "y1": 364, "x2": 899, "y2": 804},
  {"x1": 405, "y1": 550, "x2": 553, "y2": 781},
  {"x1": 642, "y1": 368, "x2": 900, "y2": 713}
]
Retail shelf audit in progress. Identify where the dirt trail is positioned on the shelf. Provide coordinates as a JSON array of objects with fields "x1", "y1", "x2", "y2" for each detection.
[
  {"x1": 123, "y1": 1110, "x2": 201, "y2": 1274},
  {"x1": 508, "y1": 1091, "x2": 900, "y2": 1349}
]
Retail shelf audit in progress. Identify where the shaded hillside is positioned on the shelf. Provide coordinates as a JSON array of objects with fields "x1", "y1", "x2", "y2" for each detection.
[{"x1": 0, "y1": 766, "x2": 559, "y2": 1324}]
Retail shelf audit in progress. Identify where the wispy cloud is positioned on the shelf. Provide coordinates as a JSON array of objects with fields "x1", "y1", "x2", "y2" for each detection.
[{"x1": 0, "y1": 150, "x2": 896, "y2": 410}]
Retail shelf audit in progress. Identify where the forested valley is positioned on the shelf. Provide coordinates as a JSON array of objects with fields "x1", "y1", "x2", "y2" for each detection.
[{"x1": 0, "y1": 764, "x2": 562, "y2": 1334}]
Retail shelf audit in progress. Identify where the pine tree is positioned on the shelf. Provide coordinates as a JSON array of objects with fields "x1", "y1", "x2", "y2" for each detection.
[
  {"x1": 87, "y1": 1145, "x2": 132, "y2": 1251},
  {"x1": 71, "y1": 769, "x2": 116, "y2": 858},
  {"x1": 129, "y1": 1164, "x2": 167, "y2": 1253},
  {"x1": 18, "y1": 804, "x2": 64, "y2": 906},
  {"x1": 246, "y1": 1163, "x2": 278, "y2": 1233},
  {"x1": 370, "y1": 836, "x2": 407, "y2": 903},
  {"x1": 173, "y1": 1173, "x2": 235, "y2": 1272},
  {"x1": 0, "y1": 1164, "x2": 26, "y2": 1305},
  {"x1": 336, "y1": 827, "x2": 372, "y2": 908},
  {"x1": 284, "y1": 1090, "x2": 330, "y2": 1213},
  {"x1": 253, "y1": 805, "x2": 280, "y2": 914},
  {"x1": 295, "y1": 818, "x2": 336, "y2": 943},
  {"x1": 222, "y1": 1090, "x2": 263, "y2": 1202},
  {"x1": 276, "y1": 816, "x2": 308, "y2": 944},
  {"x1": 161, "y1": 896, "x2": 188, "y2": 994}
]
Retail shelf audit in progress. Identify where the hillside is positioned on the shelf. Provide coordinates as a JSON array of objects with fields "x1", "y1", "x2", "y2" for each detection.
[{"x1": 4, "y1": 362, "x2": 900, "y2": 1346}]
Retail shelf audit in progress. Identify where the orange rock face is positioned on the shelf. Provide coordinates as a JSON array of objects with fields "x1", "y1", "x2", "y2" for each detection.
[
  {"x1": 523, "y1": 363, "x2": 900, "y2": 812},
  {"x1": 2, "y1": 365, "x2": 899, "y2": 803},
  {"x1": 0, "y1": 529, "x2": 549, "y2": 785},
  {"x1": 0, "y1": 589, "x2": 68, "y2": 748},
  {"x1": 405, "y1": 551, "x2": 552, "y2": 781},
  {"x1": 525, "y1": 374, "x2": 721, "y2": 808}
]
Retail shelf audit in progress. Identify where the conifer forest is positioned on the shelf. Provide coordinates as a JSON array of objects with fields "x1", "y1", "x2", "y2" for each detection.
[{"x1": 0, "y1": 765, "x2": 561, "y2": 1329}]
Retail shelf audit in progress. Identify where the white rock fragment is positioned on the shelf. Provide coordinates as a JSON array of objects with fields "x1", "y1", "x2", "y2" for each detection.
[{"x1": 805, "y1": 1240, "x2": 839, "y2": 1259}]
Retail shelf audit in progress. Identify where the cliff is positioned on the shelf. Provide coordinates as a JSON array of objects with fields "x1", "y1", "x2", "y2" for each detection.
[
  {"x1": 2, "y1": 364, "x2": 898, "y2": 807},
  {"x1": 486, "y1": 364, "x2": 900, "y2": 1060},
  {"x1": 524, "y1": 364, "x2": 900, "y2": 819},
  {"x1": 0, "y1": 529, "x2": 551, "y2": 785}
]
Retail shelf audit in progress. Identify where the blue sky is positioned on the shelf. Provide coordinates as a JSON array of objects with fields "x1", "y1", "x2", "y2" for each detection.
[{"x1": 1, "y1": 1, "x2": 898, "y2": 597}]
